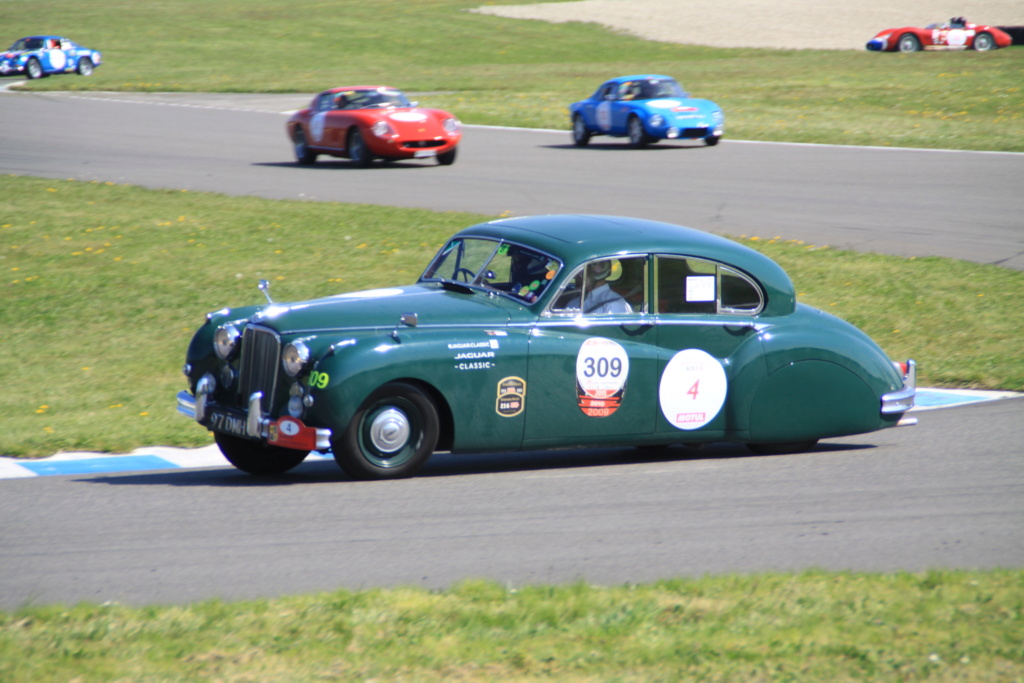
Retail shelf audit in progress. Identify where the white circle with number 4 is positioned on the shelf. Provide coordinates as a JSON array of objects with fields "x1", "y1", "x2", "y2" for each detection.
[{"x1": 659, "y1": 348, "x2": 727, "y2": 430}]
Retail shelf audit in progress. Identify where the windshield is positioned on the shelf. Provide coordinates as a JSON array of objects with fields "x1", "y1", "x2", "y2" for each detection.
[
  {"x1": 619, "y1": 78, "x2": 686, "y2": 100},
  {"x1": 421, "y1": 238, "x2": 561, "y2": 304},
  {"x1": 338, "y1": 88, "x2": 412, "y2": 110}
]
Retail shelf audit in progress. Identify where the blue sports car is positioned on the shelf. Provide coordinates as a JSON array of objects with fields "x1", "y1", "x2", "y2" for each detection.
[
  {"x1": 569, "y1": 74, "x2": 724, "y2": 148},
  {"x1": 0, "y1": 36, "x2": 102, "y2": 79}
]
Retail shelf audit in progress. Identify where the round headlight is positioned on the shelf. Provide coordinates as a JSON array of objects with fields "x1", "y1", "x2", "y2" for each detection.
[
  {"x1": 371, "y1": 120, "x2": 394, "y2": 138},
  {"x1": 213, "y1": 324, "x2": 240, "y2": 360},
  {"x1": 443, "y1": 117, "x2": 461, "y2": 135},
  {"x1": 281, "y1": 341, "x2": 310, "y2": 377}
]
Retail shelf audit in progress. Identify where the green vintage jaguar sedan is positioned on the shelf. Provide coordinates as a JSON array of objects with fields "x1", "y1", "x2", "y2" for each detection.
[{"x1": 177, "y1": 215, "x2": 916, "y2": 480}]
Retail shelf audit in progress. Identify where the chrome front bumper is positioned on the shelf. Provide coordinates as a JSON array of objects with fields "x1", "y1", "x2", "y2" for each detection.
[
  {"x1": 881, "y1": 359, "x2": 917, "y2": 426},
  {"x1": 176, "y1": 389, "x2": 332, "y2": 450}
]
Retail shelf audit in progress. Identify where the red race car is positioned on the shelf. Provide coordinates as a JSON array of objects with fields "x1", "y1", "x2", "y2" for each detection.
[
  {"x1": 286, "y1": 86, "x2": 461, "y2": 167},
  {"x1": 867, "y1": 17, "x2": 1013, "y2": 52}
]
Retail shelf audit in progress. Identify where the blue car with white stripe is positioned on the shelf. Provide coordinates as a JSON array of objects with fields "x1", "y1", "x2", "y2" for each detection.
[
  {"x1": 569, "y1": 74, "x2": 724, "y2": 148},
  {"x1": 0, "y1": 35, "x2": 102, "y2": 79}
]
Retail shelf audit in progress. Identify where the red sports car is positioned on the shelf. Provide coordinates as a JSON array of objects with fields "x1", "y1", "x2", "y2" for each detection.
[
  {"x1": 867, "y1": 17, "x2": 1013, "y2": 52},
  {"x1": 286, "y1": 86, "x2": 461, "y2": 167}
]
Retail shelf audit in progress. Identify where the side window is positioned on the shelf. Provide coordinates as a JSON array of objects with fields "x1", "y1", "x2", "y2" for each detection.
[
  {"x1": 549, "y1": 256, "x2": 645, "y2": 316},
  {"x1": 720, "y1": 265, "x2": 763, "y2": 313},
  {"x1": 316, "y1": 94, "x2": 333, "y2": 112},
  {"x1": 654, "y1": 256, "x2": 762, "y2": 315}
]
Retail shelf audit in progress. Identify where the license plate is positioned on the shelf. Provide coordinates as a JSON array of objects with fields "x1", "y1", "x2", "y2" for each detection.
[
  {"x1": 207, "y1": 407, "x2": 250, "y2": 438},
  {"x1": 414, "y1": 149, "x2": 437, "y2": 158}
]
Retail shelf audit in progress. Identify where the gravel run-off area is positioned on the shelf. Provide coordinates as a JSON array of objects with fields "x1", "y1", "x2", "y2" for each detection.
[{"x1": 473, "y1": 0, "x2": 1023, "y2": 50}]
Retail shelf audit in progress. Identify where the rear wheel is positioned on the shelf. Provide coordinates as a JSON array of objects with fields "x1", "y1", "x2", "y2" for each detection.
[
  {"x1": 215, "y1": 432, "x2": 309, "y2": 475},
  {"x1": 76, "y1": 57, "x2": 94, "y2": 76},
  {"x1": 897, "y1": 33, "x2": 921, "y2": 52},
  {"x1": 26, "y1": 57, "x2": 44, "y2": 79},
  {"x1": 572, "y1": 114, "x2": 591, "y2": 146},
  {"x1": 437, "y1": 147, "x2": 457, "y2": 165},
  {"x1": 333, "y1": 382, "x2": 439, "y2": 480},
  {"x1": 348, "y1": 128, "x2": 373, "y2": 168},
  {"x1": 627, "y1": 116, "x2": 649, "y2": 148},
  {"x1": 746, "y1": 440, "x2": 819, "y2": 456},
  {"x1": 292, "y1": 127, "x2": 318, "y2": 165},
  {"x1": 973, "y1": 32, "x2": 995, "y2": 51}
]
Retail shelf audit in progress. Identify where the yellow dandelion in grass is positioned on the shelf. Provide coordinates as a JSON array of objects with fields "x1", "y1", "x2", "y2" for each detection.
[
  {"x1": 139, "y1": 412, "x2": 150, "y2": 417},
  {"x1": 356, "y1": 243, "x2": 368, "y2": 249},
  {"x1": 35, "y1": 405, "x2": 49, "y2": 414},
  {"x1": 275, "y1": 275, "x2": 285, "y2": 280},
  {"x1": 47, "y1": 188, "x2": 57, "y2": 192},
  {"x1": 82, "y1": 366, "x2": 91, "y2": 371},
  {"x1": 108, "y1": 403, "x2": 124, "y2": 409},
  {"x1": 10, "y1": 267, "x2": 18, "y2": 272},
  {"x1": 274, "y1": 249, "x2": 283, "y2": 254},
  {"x1": 43, "y1": 426, "x2": 54, "y2": 434}
]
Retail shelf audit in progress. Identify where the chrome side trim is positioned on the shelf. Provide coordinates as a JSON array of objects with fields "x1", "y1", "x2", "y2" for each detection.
[
  {"x1": 881, "y1": 359, "x2": 916, "y2": 414},
  {"x1": 315, "y1": 428, "x2": 332, "y2": 450}
]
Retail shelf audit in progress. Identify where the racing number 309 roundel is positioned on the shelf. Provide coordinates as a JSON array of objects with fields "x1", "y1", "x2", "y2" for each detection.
[
  {"x1": 659, "y1": 349, "x2": 727, "y2": 430},
  {"x1": 576, "y1": 337, "x2": 630, "y2": 417}
]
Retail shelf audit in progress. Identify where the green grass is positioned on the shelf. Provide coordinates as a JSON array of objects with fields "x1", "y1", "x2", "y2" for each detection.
[
  {"x1": 2, "y1": 572, "x2": 1022, "y2": 681},
  {"x1": 4, "y1": 0, "x2": 1023, "y2": 151},
  {"x1": 2, "y1": 175, "x2": 1022, "y2": 459}
]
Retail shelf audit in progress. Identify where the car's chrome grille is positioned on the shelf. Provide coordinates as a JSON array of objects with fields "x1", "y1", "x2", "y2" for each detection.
[{"x1": 238, "y1": 325, "x2": 280, "y2": 414}]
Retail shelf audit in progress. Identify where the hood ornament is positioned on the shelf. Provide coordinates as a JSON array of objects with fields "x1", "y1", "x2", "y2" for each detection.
[{"x1": 258, "y1": 279, "x2": 274, "y2": 304}]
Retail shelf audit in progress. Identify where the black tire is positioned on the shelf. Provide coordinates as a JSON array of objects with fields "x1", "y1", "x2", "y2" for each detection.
[
  {"x1": 437, "y1": 147, "x2": 457, "y2": 165},
  {"x1": 76, "y1": 57, "x2": 94, "y2": 76},
  {"x1": 627, "y1": 115, "x2": 649, "y2": 148},
  {"x1": 292, "y1": 127, "x2": 318, "y2": 165},
  {"x1": 704, "y1": 135, "x2": 720, "y2": 146},
  {"x1": 572, "y1": 114, "x2": 591, "y2": 147},
  {"x1": 333, "y1": 382, "x2": 439, "y2": 480},
  {"x1": 348, "y1": 128, "x2": 373, "y2": 168},
  {"x1": 746, "y1": 439, "x2": 819, "y2": 456},
  {"x1": 897, "y1": 33, "x2": 921, "y2": 52},
  {"x1": 973, "y1": 32, "x2": 996, "y2": 51},
  {"x1": 26, "y1": 57, "x2": 44, "y2": 79},
  {"x1": 215, "y1": 432, "x2": 309, "y2": 475}
]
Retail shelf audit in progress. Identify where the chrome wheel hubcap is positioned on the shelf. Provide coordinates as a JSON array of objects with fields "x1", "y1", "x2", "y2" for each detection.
[{"x1": 369, "y1": 408, "x2": 410, "y2": 453}]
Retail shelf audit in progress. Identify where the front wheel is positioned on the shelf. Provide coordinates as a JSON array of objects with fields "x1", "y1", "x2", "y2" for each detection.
[
  {"x1": 26, "y1": 57, "x2": 44, "y2": 79},
  {"x1": 348, "y1": 128, "x2": 373, "y2": 168},
  {"x1": 746, "y1": 440, "x2": 819, "y2": 456},
  {"x1": 76, "y1": 57, "x2": 94, "y2": 76},
  {"x1": 437, "y1": 147, "x2": 457, "y2": 165},
  {"x1": 292, "y1": 127, "x2": 318, "y2": 164},
  {"x1": 215, "y1": 432, "x2": 309, "y2": 475},
  {"x1": 897, "y1": 33, "x2": 921, "y2": 52},
  {"x1": 333, "y1": 382, "x2": 439, "y2": 480},
  {"x1": 627, "y1": 116, "x2": 649, "y2": 148},
  {"x1": 704, "y1": 135, "x2": 720, "y2": 146},
  {"x1": 572, "y1": 114, "x2": 591, "y2": 146},
  {"x1": 973, "y1": 32, "x2": 995, "y2": 51}
]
